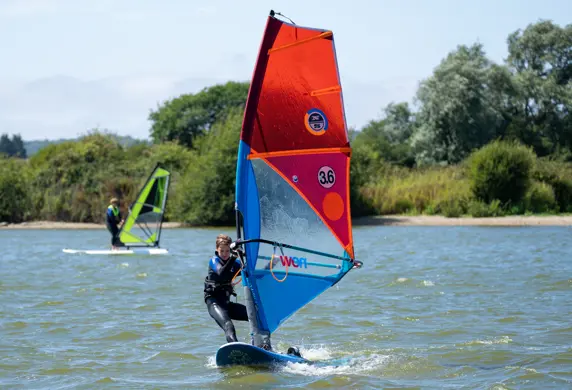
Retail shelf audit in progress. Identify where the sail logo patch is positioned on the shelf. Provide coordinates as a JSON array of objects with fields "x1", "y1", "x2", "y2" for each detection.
[
  {"x1": 304, "y1": 108, "x2": 328, "y2": 135},
  {"x1": 280, "y1": 255, "x2": 308, "y2": 268}
]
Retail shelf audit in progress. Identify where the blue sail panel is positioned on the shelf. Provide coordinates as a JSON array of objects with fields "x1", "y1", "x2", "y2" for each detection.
[
  {"x1": 255, "y1": 274, "x2": 334, "y2": 333},
  {"x1": 252, "y1": 245, "x2": 348, "y2": 332}
]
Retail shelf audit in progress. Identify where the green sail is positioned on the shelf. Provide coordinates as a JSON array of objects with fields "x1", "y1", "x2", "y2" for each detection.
[{"x1": 118, "y1": 164, "x2": 170, "y2": 247}]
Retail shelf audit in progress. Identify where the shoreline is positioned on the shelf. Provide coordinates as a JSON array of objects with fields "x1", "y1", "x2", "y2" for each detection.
[
  {"x1": 1, "y1": 215, "x2": 571, "y2": 229},
  {"x1": 352, "y1": 215, "x2": 572, "y2": 226},
  {"x1": 0, "y1": 221, "x2": 187, "y2": 230}
]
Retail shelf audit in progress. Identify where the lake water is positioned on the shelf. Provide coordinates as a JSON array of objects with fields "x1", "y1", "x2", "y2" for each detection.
[{"x1": 1, "y1": 226, "x2": 571, "y2": 389}]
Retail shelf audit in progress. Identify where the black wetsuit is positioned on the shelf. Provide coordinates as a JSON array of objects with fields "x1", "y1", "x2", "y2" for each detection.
[
  {"x1": 105, "y1": 205, "x2": 123, "y2": 247},
  {"x1": 204, "y1": 252, "x2": 248, "y2": 343}
]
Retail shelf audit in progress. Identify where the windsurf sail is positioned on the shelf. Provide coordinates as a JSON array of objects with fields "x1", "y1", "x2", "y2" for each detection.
[
  {"x1": 118, "y1": 164, "x2": 170, "y2": 248},
  {"x1": 234, "y1": 11, "x2": 361, "y2": 337}
]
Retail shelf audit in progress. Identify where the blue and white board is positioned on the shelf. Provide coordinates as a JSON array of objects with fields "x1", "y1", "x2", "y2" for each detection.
[{"x1": 215, "y1": 342, "x2": 309, "y2": 367}]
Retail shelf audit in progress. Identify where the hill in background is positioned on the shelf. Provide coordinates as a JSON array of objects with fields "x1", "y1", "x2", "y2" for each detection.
[{"x1": 24, "y1": 134, "x2": 148, "y2": 156}]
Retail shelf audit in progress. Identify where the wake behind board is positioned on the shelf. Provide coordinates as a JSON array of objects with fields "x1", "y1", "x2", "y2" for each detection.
[
  {"x1": 62, "y1": 248, "x2": 168, "y2": 255},
  {"x1": 215, "y1": 342, "x2": 309, "y2": 367}
]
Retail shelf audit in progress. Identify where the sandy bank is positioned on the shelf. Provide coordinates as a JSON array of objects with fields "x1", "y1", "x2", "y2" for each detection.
[
  {"x1": 353, "y1": 215, "x2": 572, "y2": 226},
  {"x1": 1, "y1": 216, "x2": 571, "y2": 229},
  {"x1": 0, "y1": 221, "x2": 186, "y2": 230}
]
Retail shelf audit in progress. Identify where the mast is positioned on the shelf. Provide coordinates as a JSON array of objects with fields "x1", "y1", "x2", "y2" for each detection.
[{"x1": 234, "y1": 205, "x2": 272, "y2": 349}]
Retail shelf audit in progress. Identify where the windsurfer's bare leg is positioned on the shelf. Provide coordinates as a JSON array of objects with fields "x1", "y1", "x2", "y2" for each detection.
[{"x1": 207, "y1": 298, "x2": 238, "y2": 343}]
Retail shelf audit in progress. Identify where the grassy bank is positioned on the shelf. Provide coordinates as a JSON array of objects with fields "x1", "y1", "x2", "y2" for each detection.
[{"x1": 356, "y1": 151, "x2": 572, "y2": 218}]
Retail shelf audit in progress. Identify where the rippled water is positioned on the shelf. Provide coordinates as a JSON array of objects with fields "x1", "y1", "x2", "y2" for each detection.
[{"x1": 1, "y1": 226, "x2": 571, "y2": 389}]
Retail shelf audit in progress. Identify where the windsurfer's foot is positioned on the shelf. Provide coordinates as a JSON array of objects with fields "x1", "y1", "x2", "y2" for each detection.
[
  {"x1": 287, "y1": 346, "x2": 301, "y2": 357},
  {"x1": 261, "y1": 343, "x2": 272, "y2": 351}
]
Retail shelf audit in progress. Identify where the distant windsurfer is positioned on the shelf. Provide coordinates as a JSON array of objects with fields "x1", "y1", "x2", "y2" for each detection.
[
  {"x1": 204, "y1": 234, "x2": 248, "y2": 343},
  {"x1": 105, "y1": 198, "x2": 124, "y2": 250}
]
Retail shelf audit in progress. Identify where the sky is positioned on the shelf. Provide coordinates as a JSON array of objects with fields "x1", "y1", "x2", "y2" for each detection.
[{"x1": 0, "y1": 0, "x2": 570, "y2": 141}]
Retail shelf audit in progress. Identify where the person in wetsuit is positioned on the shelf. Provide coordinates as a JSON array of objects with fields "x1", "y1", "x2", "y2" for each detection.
[
  {"x1": 105, "y1": 198, "x2": 124, "y2": 250},
  {"x1": 204, "y1": 234, "x2": 248, "y2": 343}
]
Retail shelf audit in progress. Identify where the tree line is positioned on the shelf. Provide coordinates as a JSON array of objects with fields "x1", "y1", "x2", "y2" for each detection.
[
  {"x1": 0, "y1": 134, "x2": 27, "y2": 158},
  {"x1": 0, "y1": 20, "x2": 570, "y2": 224}
]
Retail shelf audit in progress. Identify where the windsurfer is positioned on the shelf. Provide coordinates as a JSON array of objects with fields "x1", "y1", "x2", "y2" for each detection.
[
  {"x1": 105, "y1": 198, "x2": 124, "y2": 250},
  {"x1": 204, "y1": 234, "x2": 248, "y2": 343}
]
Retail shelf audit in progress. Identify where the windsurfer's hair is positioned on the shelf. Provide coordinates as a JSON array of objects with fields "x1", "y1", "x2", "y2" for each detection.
[{"x1": 216, "y1": 234, "x2": 232, "y2": 249}]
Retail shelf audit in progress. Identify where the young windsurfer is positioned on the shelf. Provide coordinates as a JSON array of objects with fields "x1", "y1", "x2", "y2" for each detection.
[
  {"x1": 204, "y1": 234, "x2": 248, "y2": 343},
  {"x1": 105, "y1": 198, "x2": 124, "y2": 250}
]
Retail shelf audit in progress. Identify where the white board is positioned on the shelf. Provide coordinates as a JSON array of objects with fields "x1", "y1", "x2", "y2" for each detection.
[{"x1": 62, "y1": 248, "x2": 169, "y2": 255}]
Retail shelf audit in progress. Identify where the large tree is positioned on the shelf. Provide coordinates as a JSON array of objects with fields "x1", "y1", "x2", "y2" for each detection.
[
  {"x1": 172, "y1": 108, "x2": 242, "y2": 225},
  {"x1": 506, "y1": 20, "x2": 572, "y2": 157},
  {"x1": 149, "y1": 81, "x2": 249, "y2": 148},
  {"x1": 11, "y1": 134, "x2": 27, "y2": 158},
  {"x1": 0, "y1": 133, "x2": 27, "y2": 158},
  {"x1": 353, "y1": 102, "x2": 415, "y2": 167},
  {"x1": 411, "y1": 44, "x2": 514, "y2": 165}
]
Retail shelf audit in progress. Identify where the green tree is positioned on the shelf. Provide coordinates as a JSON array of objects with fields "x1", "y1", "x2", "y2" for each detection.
[
  {"x1": 28, "y1": 132, "x2": 128, "y2": 222},
  {"x1": 0, "y1": 134, "x2": 15, "y2": 157},
  {"x1": 383, "y1": 102, "x2": 416, "y2": 144},
  {"x1": 172, "y1": 108, "x2": 242, "y2": 225},
  {"x1": 412, "y1": 44, "x2": 514, "y2": 165},
  {"x1": 149, "y1": 81, "x2": 249, "y2": 148},
  {"x1": 0, "y1": 157, "x2": 31, "y2": 222},
  {"x1": 11, "y1": 134, "x2": 27, "y2": 158},
  {"x1": 506, "y1": 20, "x2": 572, "y2": 156},
  {"x1": 0, "y1": 133, "x2": 27, "y2": 158},
  {"x1": 352, "y1": 102, "x2": 415, "y2": 167}
]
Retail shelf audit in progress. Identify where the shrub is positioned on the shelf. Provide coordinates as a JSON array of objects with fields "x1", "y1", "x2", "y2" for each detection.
[
  {"x1": 533, "y1": 159, "x2": 572, "y2": 212},
  {"x1": 523, "y1": 181, "x2": 557, "y2": 213},
  {"x1": 466, "y1": 199, "x2": 503, "y2": 217},
  {"x1": 468, "y1": 140, "x2": 536, "y2": 205},
  {"x1": 440, "y1": 198, "x2": 465, "y2": 218}
]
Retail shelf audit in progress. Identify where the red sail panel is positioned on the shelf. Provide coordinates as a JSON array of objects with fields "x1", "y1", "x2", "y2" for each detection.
[
  {"x1": 241, "y1": 15, "x2": 349, "y2": 153},
  {"x1": 255, "y1": 152, "x2": 354, "y2": 257}
]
